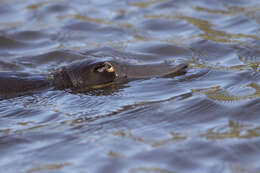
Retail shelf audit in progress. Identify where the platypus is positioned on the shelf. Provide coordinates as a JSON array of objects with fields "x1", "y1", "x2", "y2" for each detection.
[{"x1": 0, "y1": 59, "x2": 188, "y2": 98}]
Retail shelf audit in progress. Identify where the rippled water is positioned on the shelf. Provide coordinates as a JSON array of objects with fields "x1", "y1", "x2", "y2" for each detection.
[{"x1": 1, "y1": 0, "x2": 260, "y2": 172}]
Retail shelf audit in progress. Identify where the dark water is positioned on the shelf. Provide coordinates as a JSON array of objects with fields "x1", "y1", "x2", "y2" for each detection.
[{"x1": 0, "y1": 0, "x2": 260, "y2": 172}]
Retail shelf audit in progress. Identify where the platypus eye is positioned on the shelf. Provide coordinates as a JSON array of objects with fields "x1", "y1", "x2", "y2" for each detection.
[{"x1": 94, "y1": 62, "x2": 114, "y2": 73}]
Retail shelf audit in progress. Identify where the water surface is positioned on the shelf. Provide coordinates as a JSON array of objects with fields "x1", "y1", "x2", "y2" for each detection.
[{"x1": 0, "y1": 0, "x2": 260, "y2": 173}]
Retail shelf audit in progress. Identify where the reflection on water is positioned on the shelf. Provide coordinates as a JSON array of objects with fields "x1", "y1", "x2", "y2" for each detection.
[
  {"x1": 0, "y1": 0, "x2": 260, "y2": 172},
  {"x1": 130, "y1": 167, "x2": 175, "y2": 173},
  {"x1": 25, "y1": 162, "x2": 71, "y2": 173},
  {"x1": 113, "y1": 131, "x2": 186, "y2": 147},
  {"x1": 192, "y1": 83, "x2": 260, "y2": 101},
  {"x1": 201, "y1": 120, "x2": 260, "y2": 140}
]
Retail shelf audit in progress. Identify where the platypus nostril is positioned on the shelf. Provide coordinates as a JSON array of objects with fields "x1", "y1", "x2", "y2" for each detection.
[
  {"x1": 105, "y1": 62, "x2": 115, "y2": 73},
  {"x1": 94, "y1": 62, "x2": 115, "y2": 73}
]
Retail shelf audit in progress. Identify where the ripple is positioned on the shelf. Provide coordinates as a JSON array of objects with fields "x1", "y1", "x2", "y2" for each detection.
[{"x1": 1, "y1": 0, "x2": 260, "y2": 172}]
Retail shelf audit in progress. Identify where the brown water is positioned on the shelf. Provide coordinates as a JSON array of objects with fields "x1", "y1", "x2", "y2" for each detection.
[{"x1": 0, "y1": 0, "x2": 260, "y2": 172}]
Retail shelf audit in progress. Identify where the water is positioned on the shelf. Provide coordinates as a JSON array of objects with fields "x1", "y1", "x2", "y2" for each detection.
[{"x1": 0, "y1": 0, "x2": 260, "y2": 172}]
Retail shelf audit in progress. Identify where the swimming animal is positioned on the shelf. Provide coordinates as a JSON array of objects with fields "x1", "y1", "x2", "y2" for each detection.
[{"x1": 0, "y1": 59, "x2": 188, "y2": 98}]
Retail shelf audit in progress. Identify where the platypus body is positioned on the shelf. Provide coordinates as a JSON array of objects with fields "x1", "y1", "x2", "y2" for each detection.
[{"x1": 0, "y1": 59, "x2": 188, "y2": 98}]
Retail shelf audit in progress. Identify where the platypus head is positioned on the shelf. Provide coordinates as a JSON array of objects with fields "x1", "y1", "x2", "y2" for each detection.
[
  {"x1": 51, "y1": 59, "x2": 187, "y2": 91},
  {"x1": 65, "y1": 60, "x2": 118, "y2": 89}
]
